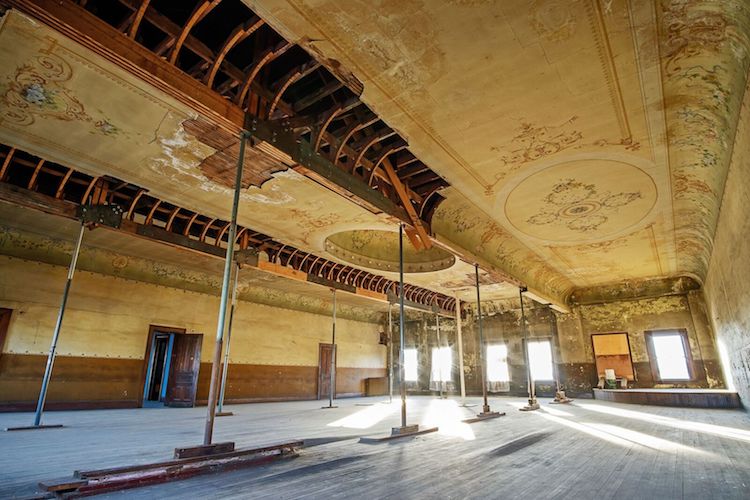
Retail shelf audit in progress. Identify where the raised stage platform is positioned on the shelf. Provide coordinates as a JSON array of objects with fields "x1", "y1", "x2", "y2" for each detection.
[{"x1": 593, "y1": 388, "x2": 742, "y2": 409}]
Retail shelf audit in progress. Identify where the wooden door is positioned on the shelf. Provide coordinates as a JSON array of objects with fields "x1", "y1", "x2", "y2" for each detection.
[
  {"x1": 165, "y1": 333, "x2": 203, "y2": 407},
  {"x1": 317, "y1": 343, "x2": 336, "y2": 400}
]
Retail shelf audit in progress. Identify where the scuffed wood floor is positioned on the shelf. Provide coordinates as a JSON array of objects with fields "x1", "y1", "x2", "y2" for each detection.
[{"x1": 1, "y1": 396, "x2": 748, "y2": 499}]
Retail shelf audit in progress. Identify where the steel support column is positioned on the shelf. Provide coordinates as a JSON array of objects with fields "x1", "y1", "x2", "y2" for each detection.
[
  {"x1": 475, "y1": 264, "x2": 491, "y2": 414},
  {"x1": 203, "y1": 131, "x2": 248, "y2": 445},
  {"x1": 31, "y1": 221, "x2": 86, "y2": 427},
  {"x1": 388, "y1": 302, "x2": 394, "y2": 403},
  {"x1": 217, "y1": 262, "x2": 241, "y2": 416},
  {"x1": 435, "y1": 311, "x2": 444, "y2": 399},
  {"x1": 519, "y1": 286, "x2": 540, "y2": 411},
  {"x1": 323, "y1": 288, "x2": 337, "y2": 409},
  {"x1": 455, "y1": 296, "x2": 468, "y2": 405},
  {"x1": 398, "y1": 223, "x2": 407, "y2": 428}
]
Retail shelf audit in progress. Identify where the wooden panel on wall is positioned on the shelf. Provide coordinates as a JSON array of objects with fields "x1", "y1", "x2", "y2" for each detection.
[
  {"x1": 0, "y1": 356, "x2": 386, "y2": 410},
  {"x1": 0, "y1": 354, "x2": 143, "y2": 410}
]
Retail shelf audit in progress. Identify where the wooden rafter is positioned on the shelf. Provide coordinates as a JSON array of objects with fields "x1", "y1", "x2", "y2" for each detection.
[
  {"x1": 55, "y1": 168, "x2": 73, "y2": 199},
  {"x1": 267, "y1": 61, "x2": 321, "y2": 117},
  {"x1": 126, "y1": 189, "x2": 145, "y2": 220},
  {"x1": 235, "y1": 41, "x2": 292, "y2": 108},
  {"x1": 352, "y1": 129, "x2": 397, "y2": 173},
  {"x1": 169, "y1": 0, "x2": 222, "y2": 64},
  {"x1": 127, "y1": 0, "x2": 150, "y2": 39},
  {"x1": 382, "y1": 157, "x2": 431, "y2": 249},
  {"x1": 27, "y1": 159, "x2": 44, "y2": 190},
  {"x1": 0, "y1": 147, "x2": 15, "y2": 181},
  {"x1": 205, "y1": 16, "x2": 264, "y2": 88}
]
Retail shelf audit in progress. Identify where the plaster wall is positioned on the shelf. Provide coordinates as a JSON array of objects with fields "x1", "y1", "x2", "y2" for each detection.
[
  {"x1": 704, "y1": 74, "x2": 750, "y2": 405},
  {"x1": 396, "y1": 293, "x2": 723, "y2": 398},
  {"x1": 0, "y1": 256, "x2": 385, "y2": 407}
]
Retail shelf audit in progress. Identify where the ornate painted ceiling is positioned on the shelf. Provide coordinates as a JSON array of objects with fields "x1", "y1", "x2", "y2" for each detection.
[
  {"x1": 1, "y1": 1, "x2": 748, "y2": 309},
  {"x1": 245, "y1": 0, "x2": 750, "y2": 300}
]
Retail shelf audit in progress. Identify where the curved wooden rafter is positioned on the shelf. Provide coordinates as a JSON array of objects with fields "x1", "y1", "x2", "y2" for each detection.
[
  {"x1": 234, "y1": 227, "x2": 248, "y2": 244},
  {"x1": 127, "y1": 0, "x2": 151, "y2": 39},
  {"x1": 367, "y1": 142, "x2": 408, "y2": 186},
  {"x1": 199, "y1": 217, "x2": 215, "y2": 241},
  {"x1": 144, "y1": 200, "x2": 161, "y2": 225},
  {"x1": 0, "y1": 147, "x2": 15, "y2": 181},
  {"x1": 55, "y1": 168, "x2": 74, "y2": 199},
  {"x1": 267, "y1": 62, "x2": 321, "y2": 118},
  {"x1": 215, "y1": 221, "x2": 231, "y2": 246},
  {"x1": 126, "y1": 189, "x2": 146, "y2": 220},
  {"x1": 182, "y1": 212, "x2": 199, "y2": 236},
  {"x1": 205, "y1": 16, "x2": 264, "y2": 88},
  {"x1": 236, "y1": 41, "x2": 292, "y2": 109},
  {"x1": 81, "y1": 176, "x2": 100, "y2": 205},
  {"x1": 165, "y1": 207, "x2": 181, "y2": 232},
  {"x1": 314, "y1": 103, "x2": 351, "y2": 152},
  {"x1": 169, "y1": 0, "x2": 222, "y2": 65},
  {"x1": 351, "y1": 129, "x2": 397, "y2": 175},
  {"x1": 332, "y1": 117, "x2": 377, "y2": 165}
]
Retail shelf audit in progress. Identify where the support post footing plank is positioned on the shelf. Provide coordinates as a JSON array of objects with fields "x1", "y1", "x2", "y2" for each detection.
[
  {"x1": 216, "y1": 412, "x2": 234, "y2": 417},
  {"x1": 174, "y1": 441, "x2": 235, "y2": 459},
  {"x1": 519, "y1": 402, "x2": 541, "y2": 412},
  {"x1": 359, "y1": 426, "x2": 438, "y2": 443},
  {"x1": 5, "y1": 424, "x2": 64, "y2": 431},
  {"x1": 463, "y1": 411, "x2": 506, "y2": 423}
]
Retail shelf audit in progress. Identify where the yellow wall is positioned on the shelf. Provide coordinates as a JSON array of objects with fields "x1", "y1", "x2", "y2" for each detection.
[{"x1": 0, "y1": 256, "x2": 385, "y2": 369}]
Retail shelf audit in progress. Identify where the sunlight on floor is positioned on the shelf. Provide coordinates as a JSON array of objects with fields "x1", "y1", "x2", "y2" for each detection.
[
  {"x1": 510, "y1": 402, "x2": 710, "y2": 456},
  {"x1": 539, "y1": 405, "x2": 574, "y2": 417},
  {"x1": 577, "y1": 403, "x2": 750, "y2": 443},
  {"x1": 585, "y1": 423, "x2": 712, "y2": 456},
  {"x1": 327, "y1": 401, "x2": 399, "y2": 429},
  {"x1": 421, "y1": 399, "x2": 476, "y2": 441}
]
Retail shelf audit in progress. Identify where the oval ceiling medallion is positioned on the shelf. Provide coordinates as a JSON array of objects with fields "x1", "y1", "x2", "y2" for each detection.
[
  {"x1": 325, "y1": 230, "x2": 456, "y2": 273},
  {"x1": 504, "y1": 160, "x2": 657, "y2": 243}
]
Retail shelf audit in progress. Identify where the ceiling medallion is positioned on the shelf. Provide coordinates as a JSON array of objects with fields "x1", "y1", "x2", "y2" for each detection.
[{"x1": 527, "y1": 178, "x2": 641, "y2": 233}]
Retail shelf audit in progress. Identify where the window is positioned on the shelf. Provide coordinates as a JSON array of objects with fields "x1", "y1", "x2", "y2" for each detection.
[
  {"x1": 527, "y1": 339, "x2": 554, "y2": 381},
  {"x1": 487, "y1": 344, "x2": 510, "y2": 382},
  {"x1": 430, "y1": 346, "x2": 452, "y2": 383},
  {"x1": 404, "y1": 348, "x2": 418, "y2": 381},
  {"x1": 646, "y1": 330, "x2": 692, "y2": 381}
]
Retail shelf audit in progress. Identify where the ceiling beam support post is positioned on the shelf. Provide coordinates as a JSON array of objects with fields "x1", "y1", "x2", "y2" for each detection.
[
  {"x1": 203, "y1": 130, "x2": 248, "y2": 446},
  {"x1": 216, "y1": 262, "x2": 241, "y2": 417}
]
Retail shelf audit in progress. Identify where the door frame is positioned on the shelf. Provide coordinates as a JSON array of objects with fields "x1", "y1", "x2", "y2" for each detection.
[
  {"x1": 0, "y1": 308, "x2": 11, "y2": 361},
  {"x1": 139, "y1": 324, "x2": 186, "y2": 407},
  {"x1": 317, "y1": 342, "x2": 336, "y2": 400}
]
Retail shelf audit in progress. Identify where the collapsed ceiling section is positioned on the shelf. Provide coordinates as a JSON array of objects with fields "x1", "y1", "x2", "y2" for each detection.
[{"x1": 0, "y1": 142, "x2": 460, "y2": 313}]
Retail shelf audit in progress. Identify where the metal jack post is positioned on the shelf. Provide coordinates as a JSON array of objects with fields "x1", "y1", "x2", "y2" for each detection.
[
  {"x1": 6, "y1": 204, "x2": 124, "y2": 432},
  {"x1": 202, "y1": 130, "x2": 249, "y2": 447},
  {"x1": 463, "y1": 264, "x2": 504, "y2": 422},
  {"x1": 322, "y1": 288, "x2": 338, "y2": 409},
  {"x1": 216, "y1": 262, "x2": 241, "y2": 417},
  {"x1": 548, "y1": 304, "x2": 573, "y2": 405},
  {"x1": 519, "y1": 287, "x2": 540, "y2": 412}
]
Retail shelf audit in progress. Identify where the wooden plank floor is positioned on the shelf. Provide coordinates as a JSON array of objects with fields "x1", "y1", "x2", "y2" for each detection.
[{"x1": 1, "y1": 396, "x2": 749, "y2": 499}]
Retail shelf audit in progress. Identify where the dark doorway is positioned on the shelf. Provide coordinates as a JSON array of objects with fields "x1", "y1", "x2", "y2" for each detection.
[
  {"x1": 317, "y1": 343, "x2": 336, "y2": 400},
  {"x1": 144, "y1": 333, "x2": 173, "y2": 404},
  {"x1": 141, "y1": 325, "x2": 186, "y2": 408}
]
